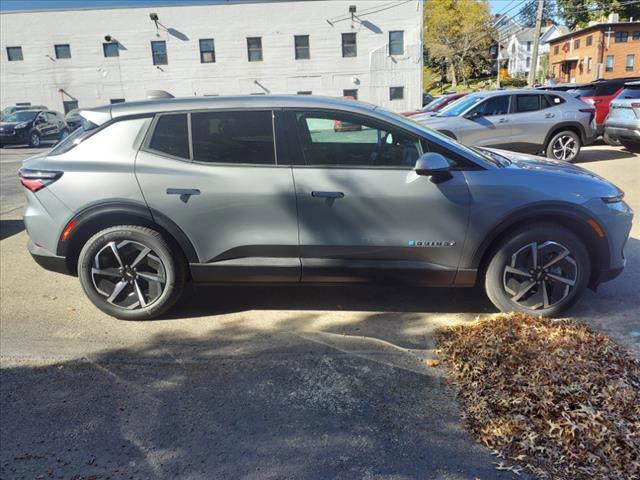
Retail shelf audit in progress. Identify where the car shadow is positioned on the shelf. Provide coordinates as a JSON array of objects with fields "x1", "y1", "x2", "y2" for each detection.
[
  {"x1": 0, "y1": 219, "x2": 24, "y2": 241},
  {"x1": 574, "y1": 145, "x2": 638, "y2": 163}
]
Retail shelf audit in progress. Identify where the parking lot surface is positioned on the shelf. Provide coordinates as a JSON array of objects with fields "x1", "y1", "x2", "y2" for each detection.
[{"x1": 0, "y1": 144, "x2": 637, "y2": 479}]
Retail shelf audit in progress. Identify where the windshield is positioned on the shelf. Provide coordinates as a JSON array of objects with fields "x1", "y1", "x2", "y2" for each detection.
[
  {"x1": 617, "y1": 87, "x2": 640, "y2": 99},
  {"x1": 3, "y1": 111, "x2": 38, "y2": 123},
  {"x1": 422, "y1": 96, "x2": 443, "y2": 110},
  {"x1": 436, "y1": 95, "x2": 483, "y2": 117}
]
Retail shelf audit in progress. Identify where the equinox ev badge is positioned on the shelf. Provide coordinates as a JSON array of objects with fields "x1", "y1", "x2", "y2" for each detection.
[{"x1": 408, "y1": 240, "x2": 456, "y2": 247}]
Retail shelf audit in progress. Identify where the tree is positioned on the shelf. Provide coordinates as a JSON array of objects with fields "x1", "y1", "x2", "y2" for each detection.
[
  {"x1": 518, "y1": 0, "x2": 556, "y2": 28},
  {"x1": 423, "y1": 0, "x2": 493, "y2": 87},
  {"x1": 556, "y1": 0, "x2": 640, "y2": 29}
]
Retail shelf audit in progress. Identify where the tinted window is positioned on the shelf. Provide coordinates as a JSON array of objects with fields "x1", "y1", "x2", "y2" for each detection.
[
  {"x1": 516, "y1": 95, "x2": 540, "y2": 112},
  {"x1": 247, "y1": 37, "x2": 262, "y2": 62},
  {"x1": 55, "y1": 44, "x2": 71, "y2": 59},
  {"x1": 149, "y1": 114, "x2": 189, "y2": 159},
  {"x1": 595, "y1": 82, "x2": 623, "y2": 96},
  {"x1": 294, "y1": 111, "x2": 421, "y2": 168},
  {"x1": 390, "y1": 86, "x2": 404, "y2": 100},
  {"x1": 544, "y1": 94, "x2": 565, "y2": 107},
  {"x1": 618, "y1": 86, "x2": 640, "y2": 99},
  {"x1": 343, "y1": 89, "x2": 358, "y2": 99},
  {"x1": 199, "y1": 39, "x2": 215, "y2": 63},
  {"x1": 389, "y1": 31, "x2": 404, "y2": 55},
  {"x1": 342, "y1": 33, "x2": 357, "y2": 57},
  {"x1": 7, "y1": 46, "x2": 23, "y2": 61},
  {"x1": 473, "y1": 95, "x2": 510, "y2": 116},
  {"x1": 294, "y1": 35, "x2": 310, "y2": 60},
  {"x1": 191, "y1": 111, "x2": 275, "y2": 165},
  {"x1": 151, "y1": 41, "x2": 167, "y2": 65},
  {"x1": 103, "y1": 42, "x2": 119, "y2": 57}
]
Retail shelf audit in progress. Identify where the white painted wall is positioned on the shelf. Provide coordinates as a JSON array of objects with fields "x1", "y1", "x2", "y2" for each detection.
[
  {"x1": 504, "y1": 26, "x2": 564, "y2": 78},
  {"x1": 0, "y1": 0, "x2": 423, "y2": 113}
]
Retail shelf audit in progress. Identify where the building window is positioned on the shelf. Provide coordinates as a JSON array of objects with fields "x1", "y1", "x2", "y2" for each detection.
[
  {"x1": 54, "y1": 44, "x2": 71, "y2": 59},
  {"x1": 527, "y1": 41, "x2": 531, "y2": 52},
  {"x1": 343, "y1": 89, "x2": 358, "y2": 99},
  {"x1": 342, "y1": 33, "x2": 357, "y2": 57},
  {"x1": 247, "y1": 37, "x2": 263, "y2": 62},
  {"x1": 389, "y1": 87, "x2": 404, "y2": 100},
  {"x1": 294, "y1": 35, "x2": 310, "y2": 60},
  {"x1": 633, "y1": 32, "x2": 640, "y2": 40},
  {"x1": 587, "y1": 57, "x2": 592, "y2": 72},
  {"x1": 110, "y1": 98, "x2": 125, "y2": 104},
  {"x1": 297, "y1": 91, "x2": 312, "y2": 95},
  {"x1": 615, "y1": 31, "x2": 628, "y2": 43},
  {"x1": 63, "y1": 100, "x2": 78, "y2": 113},
  {"x1": 574, "y1": 38, "x2": 580, "y2": 49},
  {"x1": 389, "y1": 31, "x2": 404, "y2": 55},
  {"x1": 103, "y1": 42, "x2": 119, "y2": 57},
  {"x1": 627, "y1": 54, "x2": 635, "y2": 71},
  {"x1": 151, "y1": 40, "x2": 167, "y2": 65},
  {"x1": 199, "y1": 39, "x2": 215, "y2": 63},
  {"x1": 6, "y1": 46, "x2": 23, "y2": 61},
  {"x1": 586, "y1": 35, "x2": 593, "y2": 46},
  {"x1": 526, "y1": 57, "x2": 531, "y2": 68},
  {"x1": 554, "y1": 45, "x2": 559, "y2": 55},
  {"x1": 606, "y1": 55, "x2": 614, "y2": 72}
]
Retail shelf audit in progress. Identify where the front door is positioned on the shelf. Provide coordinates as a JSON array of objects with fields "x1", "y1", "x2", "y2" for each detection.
[
  {"x1": 135, "y1": 110, "x2": 300, "y2": 282},
  {"x1": 284, "y1": 109, "x2": 470, "y2": 285},
  {"x1": 457, "y1": 94, "x2": 513, "y2": 148}
]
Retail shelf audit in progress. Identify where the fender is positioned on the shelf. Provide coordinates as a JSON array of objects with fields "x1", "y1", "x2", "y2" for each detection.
[
  {"x1": 544, "y1": 121, "x2": 588, "y2": 145},
  {"x1": 56, "y1": 200, "x2": 199, "y2": 264}
]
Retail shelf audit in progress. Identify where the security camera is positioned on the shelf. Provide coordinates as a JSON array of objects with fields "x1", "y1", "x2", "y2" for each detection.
[
  {"x1": 349, "y1": 5, "x2": 356, "y2": 13},
  {"x1": 149, "y1": 12, "x2": 159, "y2": 21}
]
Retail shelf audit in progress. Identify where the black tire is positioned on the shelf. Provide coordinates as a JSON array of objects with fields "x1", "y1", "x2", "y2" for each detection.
[
  {"x1": 77, "y1": 225, "x2": 186, "y2": 320},
  {"x1": 620, "y1": 140, "x2": 640, "y2": 153},
  {"x1": 545, "y1": 130, "x2": 581, "y2": 162},
  {"x1": 603, "y1": 131, "x2": 621, "y2": 146},
  {"x1": 484, "y1": 223, "x2": 590, "y2": 317},
  {"x1": 29, "y1": 131, "x2": 41, "y2": 148}
]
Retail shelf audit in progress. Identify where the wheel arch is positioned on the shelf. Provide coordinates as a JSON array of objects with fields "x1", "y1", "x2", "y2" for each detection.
[
  {"x1": 543, "y1": 121, "x2": 586, "y2": 148},
  {"x1": 57, "y1": 201, "x2": 198, "y2": 275},
  {"x1": 473, "y1": 204, "x2": 610, "y2": 289}
]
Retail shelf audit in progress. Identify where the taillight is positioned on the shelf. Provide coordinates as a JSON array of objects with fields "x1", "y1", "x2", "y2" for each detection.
[
  {"x1": 18, "y1": 168, "x2": 63, "y2": 192},
  {"x1": 632, "y1": 103, "x2": 640, "y2": 108}
]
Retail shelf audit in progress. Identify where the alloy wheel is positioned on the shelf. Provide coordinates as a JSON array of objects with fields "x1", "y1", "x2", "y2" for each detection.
[
  {"x1": 551, "y1": 135, "x2": 578, "y2": 161},
  {"x1": 31, "y1": 133, "x2": 40, "y2": 147},
  {"x1": 91, "y1": 240, "x2": 166, "y2": 310},
  {"x1": 503, "y1": 241, "x2": 577, "y2": 310}
]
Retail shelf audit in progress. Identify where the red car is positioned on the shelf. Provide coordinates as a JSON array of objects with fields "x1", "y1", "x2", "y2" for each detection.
[
  {"x1": 569, "y1": 77, "x2": 639, "y2": 135},
  {"x1": 403, "y1": 93, "x2": 468, "y2": 117}
]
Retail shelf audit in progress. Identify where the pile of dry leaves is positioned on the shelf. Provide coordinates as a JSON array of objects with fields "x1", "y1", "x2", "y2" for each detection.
[{"x1": 435, "y1": 313, "x2": 640, "y2": 480}]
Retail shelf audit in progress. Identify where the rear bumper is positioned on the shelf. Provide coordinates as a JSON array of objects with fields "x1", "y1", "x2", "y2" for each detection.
[
  {"x1": 28, "y1": 238, "x2": 71, "y2": 275},
  {"x1": 604, "y1": 125, "x2": 640, "y2": 142}
]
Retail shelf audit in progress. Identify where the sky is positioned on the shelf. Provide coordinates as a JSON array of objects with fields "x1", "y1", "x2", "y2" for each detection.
[{"x1": 0, "y1": 0, "x2": 514, "y2": 14}]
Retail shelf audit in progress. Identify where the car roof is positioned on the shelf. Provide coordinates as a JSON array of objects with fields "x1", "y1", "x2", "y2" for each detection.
[
  {"x1": 463, "y1": 89, "x2": 568, "y2": 98},
  {"x1": 625, "y1": 80, "x2": 640, "y2": 86},
  {"x1": 81, "y1": 94, "x2": 380, "y2": 126}
]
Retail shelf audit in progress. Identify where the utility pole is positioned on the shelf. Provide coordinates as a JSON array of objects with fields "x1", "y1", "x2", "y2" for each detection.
[
  {"x1": 528, "y1": 0, "x2": 544, "y2": 87},
  {"x1": 496, "y1": 40, "x2": 501, "y2": 88}
]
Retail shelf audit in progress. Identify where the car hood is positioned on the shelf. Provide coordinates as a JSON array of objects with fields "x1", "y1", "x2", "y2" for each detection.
[
  {"x1": 412, "y1": 114, "x2": 453, "y2": 125},
  {"x1": 0, "y1": 122, "x2": 21, "y2": 129}
]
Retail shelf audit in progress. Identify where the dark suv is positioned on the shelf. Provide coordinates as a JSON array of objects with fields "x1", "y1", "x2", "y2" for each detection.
[{"x1": 0, "y1": 110, "x2": 69, "y2": 148}]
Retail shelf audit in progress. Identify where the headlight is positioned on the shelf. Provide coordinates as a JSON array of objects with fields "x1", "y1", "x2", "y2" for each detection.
[
  {"x1": 14, "y1": 122, "x2": 29, "y2": 129},
  {"x1": 601, "y1": 192, "x2": 624, "y2": 204}
]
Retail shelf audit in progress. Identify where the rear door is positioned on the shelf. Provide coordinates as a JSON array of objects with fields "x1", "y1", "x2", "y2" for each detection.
[
  {"x1": 284, "y1": 109, "x2": 471, "y2": 285},
  {"x1": 508, "y1": 94, "x2": 559, "y2": 152},
  {"x1": 457, "y1": 94, "x2": 513, "y2": 148},
  {"x1": 135, "y1": 110, "x2": 300, "y2": 282}
]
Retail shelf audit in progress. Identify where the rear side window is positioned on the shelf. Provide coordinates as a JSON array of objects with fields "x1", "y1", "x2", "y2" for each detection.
[
  {"x1": 191, "y1": 111, "x2": 275, "y2": 165},
  {"x1": 149, "y1": 114, "x2": 189, "y2": 159},
  {"x1": 515, "y1": 95, "x2": 540, "y2": 112},
  {"x1": 543, "y1": 94, "x2": 565, "y2": 107}
]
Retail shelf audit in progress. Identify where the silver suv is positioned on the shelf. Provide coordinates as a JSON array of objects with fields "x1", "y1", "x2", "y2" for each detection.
[
  {"x1": 413, "y1": 89, "x2": 597, "y2": 162},
  {"x1": 604, "y1": 81, "x2": 640, "y2": 152},
  {"x1": 20, "y1": 95, "x2": 632, "y2": 320}
]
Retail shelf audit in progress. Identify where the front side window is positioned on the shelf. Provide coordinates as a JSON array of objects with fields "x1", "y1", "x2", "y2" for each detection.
[
  {"x1": 151, "y1": 41, "x2": 167, "y2": 65},
  {"x1": 342, "y1": 33, "x2": 357, "y2": 57},
  {"x1": 389, "y1": 31, "x2": 404, "y2": 55},
  {"x1": 191, "y1": 110, "x2": 275, "y2": 165},
  {"x1": 606, "y1": 55, "x2": 614, "y2": 72},
  {"x1": 515, "y1": 94, "x2": 540, "y2": 112},
  {"x1": 626, "y1": 54, "x2": 635, "y2": 71},
  {"x1": 472, "y1": 95, "x2": 510, "y2": 116},
  {"x1": 390, "y1": 87, "x2": 404, "y2": 100},
  {"x1": 247, "y1": 37, "x2": 263, "y2": 62},
  {"x1": 199, "y1": 39, "x2": 215, "y2": 63},
  {"x1": 54, "y1": 44, "x2": 71, "y2": 59},
  {"x1": 7, "y1": 46, "x2": 23, "y2": 61},
  {"x1": 293, "y1": 111, "x2": 421, "y2": 168},
  {"x1": 615, "y1": 31, "x2": 628, "y2": 43},
  {"x1": 294, "y1": 35, "x2": 310, "y2": 60},
  {"x1": 103, "y1": 42, "x2": 119, "y2": 57},
  {"x1": 149, "y1": 114, "x2": 189, "y2": 159}
]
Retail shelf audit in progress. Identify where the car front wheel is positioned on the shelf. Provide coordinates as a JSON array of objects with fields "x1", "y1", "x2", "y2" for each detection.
[
  {"x1": 484, "y1": 223, "x2": 590, "y2": 317},
  {"x1": 78, "y1": 225, "x2": 186, "y2": 320},
  {"x1": 546, "y1": 130, "x2": 581, "y2": 162},
  {"x1": 29, "y1": 131, "x2": 41, "y2": 148}
]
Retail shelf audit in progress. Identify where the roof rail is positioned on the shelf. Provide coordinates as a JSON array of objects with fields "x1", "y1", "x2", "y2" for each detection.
[{"x1": 146, "y1": 90, "x2": 175, "y2": 100}]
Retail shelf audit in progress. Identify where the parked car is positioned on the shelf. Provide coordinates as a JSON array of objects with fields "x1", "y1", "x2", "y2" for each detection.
[
  {"x1": 537, "y1": 82, "x2": 589, "y2": 92},
  {"x1": 1, "y1": 104, "x2": 48, "y2": 121},
  {"x1": 64, "y1": 109, "x2": 83, "y2": 131},
  {"x1": 568, "y1": 77, "x2": 640, "y2": 137},
  {"x1": 414, "y1": 89, "x2": 597, "y2": 162},
  {"x1": 19, "y1": 95, "x2": 631, "y2": 320},
  {"x1": 403, "y1": 93, "x2": 468, "y2": 117},
  {"x1": 0, "y1": 110, "x2": 70, "y2": 147},
  {"x1": 422, "y1": 92, "x2": 434, "y2": 106},
  {"x1": 604, "y1": 80, "x2": 640, "y2": 152}
]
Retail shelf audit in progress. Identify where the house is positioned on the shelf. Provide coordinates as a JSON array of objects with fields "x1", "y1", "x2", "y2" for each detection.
[{"x1": 502, "y1": 24, "x2": 569, "y2": 78}]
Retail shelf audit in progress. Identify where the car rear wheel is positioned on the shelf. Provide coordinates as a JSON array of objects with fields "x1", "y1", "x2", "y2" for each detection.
[
  {"x1": 29, "y1": 132, "x2": 41, "y2": 148},
  {"x1": 78, "y1": 225, "x2": 186, "y2": 320},
  {"x1": 546, "y1": 130, "x2": 581, "y2": 162},
  {"x1": 620, "y1": 140, "x2": 640, "y2": 153},
  {"x1": 484, "y1": 223, "x2": 590, "y2": 317},
  {"x1": 603, "y1": 131, "x2": 621, "y2": 146}
]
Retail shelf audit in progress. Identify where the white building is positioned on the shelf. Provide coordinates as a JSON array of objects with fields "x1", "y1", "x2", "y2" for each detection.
[
  {"x1": 0, "y1": 0, "x2": 423, "y2": 113},
  {"x1": 503, "y1": 25, "x2": 568, "y2": 78}
]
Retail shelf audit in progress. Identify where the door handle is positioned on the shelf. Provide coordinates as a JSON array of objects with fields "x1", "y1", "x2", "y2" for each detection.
[
  {"x1": 311, "y1": 191, "x2": 344, "y2": 199},
  {"x1": 167, "y1": 188, "x2": 200, "y2": 196},
  {"x1": 498, "y1": 118, "x2": 509, "y2": 123},
  {"x1": 545, "y1": 113, "x2": 555, "y2": 118}
]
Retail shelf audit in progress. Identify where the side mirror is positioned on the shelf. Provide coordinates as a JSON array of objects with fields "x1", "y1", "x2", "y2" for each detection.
[
  {"x1": 464, "y1": 110, "x2": 482, "y2": 120},
  {"x1": 414, "y1": 152, "x2": 450, "y2": 177}
]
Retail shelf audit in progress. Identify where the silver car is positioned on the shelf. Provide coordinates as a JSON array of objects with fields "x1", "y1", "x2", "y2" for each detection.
[
  {"x1": 19, "y1": 95, "x2": 632, "y2": 320},
  {"x1": 413, "y1": 89, "x2": 597, "y2": 162},
  {"x1": 604, "y1": 81, "x2": 640, "y2": 152}
]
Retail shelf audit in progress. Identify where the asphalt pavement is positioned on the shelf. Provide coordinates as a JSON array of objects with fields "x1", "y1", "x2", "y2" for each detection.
[{"x1": 0, "y1": 143, "x2": 638, "y2": 479}]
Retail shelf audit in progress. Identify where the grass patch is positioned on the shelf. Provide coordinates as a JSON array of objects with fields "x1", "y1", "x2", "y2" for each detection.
[{"x1": 435, "y1": 313, "x2": 640, "y2": 479}]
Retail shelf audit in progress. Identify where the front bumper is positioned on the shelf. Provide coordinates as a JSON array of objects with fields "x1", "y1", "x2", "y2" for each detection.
[{"x1": 28, "y1": 238, "x2": 71, "y2": 275}]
